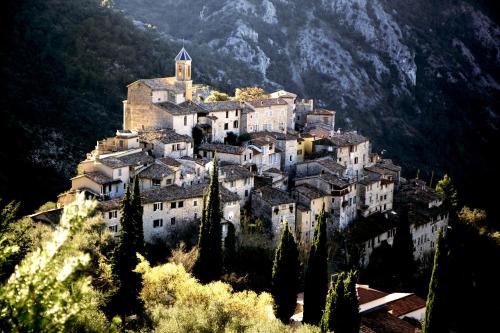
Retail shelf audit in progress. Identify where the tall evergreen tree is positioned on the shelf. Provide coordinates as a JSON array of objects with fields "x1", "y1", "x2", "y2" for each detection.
[
  {"x1": 435, "y1": 174, "x2": 458, "y2": 212},
  {"x1": 320, "y1": 273, "x2": 345, "y2": 333},
  {"x1": 271, "y1": 221, "x2": 300, "y2": 322},
  {"x1": 392, "y1": 208, "x2": 416, "y2": 290},
  {"x1": 193, "y1": 156, "x2": 223, "y2": 283},
  {"x1": 344, "y1": 271, "x2": 360, "y2": 333},
  {"x1": 131, "y1": 176, "x2": 144, "y2": 254},
  {"x1": 422, "y1": 231, "x2": 449, "y2": 333},
  {"x1": 224, "y1": 222, "x2": 236, "y2": 272},
  {"x1": 303, "y1": 205, "x2": 328, "y2": 325},
  {"x1": 112, "y1": 186, "x2": 143, "y2": 316}
]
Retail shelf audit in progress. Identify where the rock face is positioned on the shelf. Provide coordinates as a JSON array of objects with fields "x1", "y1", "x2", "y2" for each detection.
[{"x1": 115, "y1": 0, "x2": 499, "y2": 209}]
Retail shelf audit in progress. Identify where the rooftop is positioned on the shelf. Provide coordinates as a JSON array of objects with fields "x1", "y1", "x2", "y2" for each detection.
[
  {"x1": 202, "y1": 101, "x2": 244, "y2": 112},
  {"x1": 178, "y1": 100, "x2": 208, "y2": 113},
  {"x1": 361, "y1": 311, "x2": 419, "y2": 333},
  {"x1": 254, "y1": 186, "x2": 295, "y2": 206},
  {"x1": 319, "y1": 173, "x2": 351, "y2": 189},
  {"x1": 141, "y1": 183, "x2": 239, "y2": 204},
  {"x1": 175, "y1": 47, "x2": 192, "y2": 61},
  {"x1": 357, "y1": 285, "x2": 389, "y2": 305},
  {"x1": 135, "y1": 78, "x2": 184, "y2": 93},
  {"x1": 246, "y1": 98, "x2": 288, "y2": 108},
  {"x1": 329, "y1": 131, "x2": 368, "y2": 146},
  {"x1": 198, "y1": 143, "x2": 247, "y2": 155},
  {"x1": 308, "y1": 108, "x2": 336, "y2": 116},
  {"x1": 137, "y1": 163, "x2": 174, "y2": 179},
  {"x1": 99, "y1": 151, "x2": 154, "y2": 169},
  {"x1": 73, "y1": 171, "x2": 120, "y2": 185},
  {"x1": 220, "y1": 164, "x2": 253, "y2": 181},
  {"x1": 358, "y1": 172, "x2": 382, "y2": 186},
  {"x1": 269, "y1": 90, "x2": 297, "y2": 99},
  {"x1": 292, "y1": 183, "x2": 328, "y2": 200},
  {"x1": 155, "y1": 101, "x2": 198, "y2": 115},
  {"x1": 249, "y1": 131, "x2": 298, "y2": 141},
  {"x1": 139, "y1": 129, "x2": 193, "y2": 144},
  {"x1": 157, "y1": 156, "x2": 181, "y2": 167}
]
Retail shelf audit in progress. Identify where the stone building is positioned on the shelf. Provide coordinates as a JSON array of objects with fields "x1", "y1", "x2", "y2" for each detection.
[
  {"x1": 329, "y1": 131, "x2": 371, "y2": 180},
  {"x1": 140, "y1": 129, "x2": 194, "y2": 159},
  {"x1": 296, "y1": 156, "x2": 346, "y2": 179},
  {"x1": 88, "y1": 130, "x2": 140, "y2": 159},
  {"x1": 305, "y1": 109, "x2": 336, "y2": 130},
  {"x1": 198, "y1": 143, "x2": 254, "y2": 167},
  {"x1": 247, "y1": 137, "x2": 281, "y2": 173},
  {"x1": 219, "y1": 164, "x2": 254, "y2": 207},
  {"x1": 291, "y1": 183, "x2": 332, "y2": 249},
  {"x1": 269, "y1": 90, "x2": 297, "y2": 130},
  {"x1": 249, "y1": 131, "x2": 300, "y2": 172},
  {"x1": 137, "y1": 162, "x2": 176, "y2": 190},
  {"x1": 243, "y1": 98, "x2": 289, "y2": 133},
  {"x1": 198, "y1": 101, "x2": 244, "y2": 142},
  {"x1": 357, "y1": 172, "x2": 394, "y2": 217},
  {"x1": 251, "y1": 186, "x2": 296, "y2": 241},
  {"x1": 294, "y1": 99, "x2": 314, "y2": 128}
]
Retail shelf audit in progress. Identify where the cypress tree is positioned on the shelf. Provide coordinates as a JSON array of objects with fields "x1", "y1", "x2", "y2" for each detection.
[
  {"x1": 392, "y1": 208, "x2": 416, "y2": 290},
  {"x1": 344, "y1": 271, "x2": 360, "y2": 333},
  {"x1": 423, "y1": 231, "x2": 450, "y2": 333},
  {"x1": 131, "y1": 176, "x2": 144, "y2": 254},
  {"x1": 303, "y1": 205, "x2": 328, "y2": 325},
  {"x1": 193, "y1": 155, "x2": 223, "y2": 283},
  {"x1": 112, "y1": 186, "x2": 142, "y2": 316},
  {"x1": 320, "y1": 273, "x2": 345, "y2": 333},
  {"x1": 271, "y1": 221, "x2": 300, "y2": 322},
  {"x1": 224, "y1": 222, "x2": 236, "y2": 272}
]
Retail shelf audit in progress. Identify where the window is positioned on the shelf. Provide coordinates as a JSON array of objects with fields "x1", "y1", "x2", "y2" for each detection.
[
  {"x1": 194, "y1": 200, "x2": 198, "y2": 206},
  {"x1": 297, "y1": 149, "x2": 303, "y2": 155},
  {"x1": 118, "y1": 168, "x2": 122, "y2": 176},
  {"x1": 171, "y1": 217, "x2": 176, "y2": 225},
  {"x1": 153, "y1": 219, "x2": 163, "y2": 228},
  {"x1": 153, "y1": 202, "x2": 163, "y2": 211},
  {"x1": 235, "y1": 109, "x2": 239, "y2": 116},
  {"x1": 178, "y1": 201, "x2": 184, "y2": 208},
  {"x1": 224, "y1": 123, "x2": 229, "y2": 130},
  {"x1": 194, "y1": 213, "x2": 198, "y2": 219},
  {"x1": 354, "y1": 157, "x2": 358, "y2": 164},
  {"x1": 109, "y1": 225, "x2": 118, "y2": 233},
  {"x1": 233, "y1": 120, "x2": 238, "y2": 128},
  {"x1": 152, "y1": 179, "x2": 161, "y2": 187},
  {"x1": 184, "y1": 116, "x2": 187, "y2": 126},
  {"x1": 269, "y1": 143, "x2": 273, "y2": 150},
  {"x1": 177, "y1": 64, "x2": 182, "y2": 76},
  {"x1": 108, "y1": 211, "x2": 118, "y2": 219},
  {"x1": 289, "y1": 155, "x2": 292, "y2": 161},
  {"x1": 177, "y1": 143, "x2": 181, "y2": 150},
  {"x1": 289, "y1": 205, "x2": 294, "y2": 213},
  {"x1": 245, "y1": 189, "x2": 248, "y2": 197},
  {"x1": 166, "y1": 179, "x2": 172, "y2": 185},
  {"x1": 338, "y1": 157, "x2": 342, "y2": 162},
  {"x1": 226, "y1": 111, "x2": 229, "y2": 118},
  {"x1": 230, "y1": 181, "x2": 235, "y2": 187},
  {"x1": 244, "y1": 154, "x2": 247, "y2": 161},
  {"x1": 172, "y1": 144, "x2": 176, "y2": 151},
  {"x1": 171, "y1": 202, "x2": 177, "y2": 209},
  {"x1": 119, "y1": 140, "x2": 124, "y2": 148}
]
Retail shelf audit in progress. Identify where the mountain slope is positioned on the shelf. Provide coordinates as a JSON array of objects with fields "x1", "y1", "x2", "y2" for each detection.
[
  {"x1": 0, "y1": 0, "x2": 176, "y2": 212},
  {"x1": 115, "y1": 0, "x2": 499, "y2": 212}
]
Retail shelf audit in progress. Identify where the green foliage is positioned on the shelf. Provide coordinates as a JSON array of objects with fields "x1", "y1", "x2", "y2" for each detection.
[
  {"x1": 435, "y1": 174, "x2": 458, "y2": 211},
  {"x1": 35, "y1": 201, "x2": 58, "y2": 213},
  {"x1": 422, "y1": 231, "x2": 449, "y2": 333},
  {"x1": 205, "y1": 90, "x2": 231, "y2": 102},
  {"x1": 224, "y1": 222, "x2": 237, "y2": 272},
  {"x1": 136, "y1": 256, "x2": 280, "y2": 333},
  {"x1": 0, "y1": 194, "x2": 97, "y2": 332},
  {"x1": 131, "y1": 176, "x2": 145, "y2": 255},
  {"x1": 320, "y1": 271, "x2": 359, "y2": 333},
  {"x1": 111, "y1": 186, "x2": 143, "y2": 316},
  {"x1": 362, "y1": 240, "x2": 395, "y2": 291},
  {"x1": 303, "y1": 205, "x2": 328, "y2": 325},
  {"x1": 193, "y1": 155, "x2": 223, "y2": 283},
  {"x1": 234, "y1": 87, "x2": 267, "y2": 101},
  {"x1": 392, "y1": 209, "x2": 417, "y2": 290},
  {"x1": 271, "y1": 221, "x2": 300, "y2": 322}
]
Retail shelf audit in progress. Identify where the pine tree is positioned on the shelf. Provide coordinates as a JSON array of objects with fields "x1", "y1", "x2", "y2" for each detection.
[
  {"x1": 422, "y1": 231, "x2": 450, "y2": 333},
  {"x1": 111, "y1": 186, "x2": 142, "y2": 316},
  {"x1": 435, "y1": 174, "x2": 458, "y2": 212},
  {"x1": 271, "y1": 221, "x2": 300, "y2": 322},
  {"x1": 344, "y1": 271, "x2": 360, "y2": 333},
  {"x1": 392, "y1": 208, "x2": 416, "y2": 290},
  {"x1": 303, "y1": 205, "x2": 328, "y2": 325},
  {"x1": 320, "y1": 273, "x2": 345, "y2": 333},
  {"x1": 131, "y1": 176, "x2": 144, "y2": 255},
  {"x1": 192, "y1": 156, "x2": 223, "y2": 283}
]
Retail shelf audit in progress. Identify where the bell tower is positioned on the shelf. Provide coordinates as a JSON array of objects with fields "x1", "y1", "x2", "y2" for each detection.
[{"x1": 174, "y1": 47, "x2": 193, "y2": 100}]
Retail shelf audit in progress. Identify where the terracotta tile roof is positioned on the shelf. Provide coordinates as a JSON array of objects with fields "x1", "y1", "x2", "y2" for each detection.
[
  {"x1": 246, "y1": 97, "x2": 288, "y2": 108},
  {"x1": 96, "y1": 199, "x2": 121, "y2": 212},
  {"x1": 141, "y1": 183, "x2": 239, "y2": 204},
  {"x1": 135, "y1": 78, "x2": 184, "y2": 93},
  {"x1": 292, "y1": 183, "x2": 328, "y2": 200},
  {"x1": 249, "y1": 131, "x2": 298, "y2": 141},
  {"x1": 137, "y1": 163, "x2": 174, "y2": 179},
  {"x1": 329, "y1": 131, "x2": 369, "y2": 146},
  {"x1": 220, "y1": 164, "x2": 253, "y2": 181},
  {"x1": 358, "y1": 172, "x2": 382, "y2": 185},
  {"x1": 361, "y1": 311, "x2": 420, "y2": 333},
  {"x1": 72, "y1": 171, "x2": 120, "y2": 185},
  {"x1": 156, "y1": 101, "x2": 198, "y2": 115},
  {"x1": 386, "y1": 294, "x2": 426, "y2": 317},
  {"x1": 139, "y1": 129, "x2": 193, "y2": 144},
  {"x1": 357, "y1": 285, "x2": 389, "y2": 305},
  {"x1": 253, "y1": 186, "x2": 295, "y2": 206},
  {"x1": 309, "y1": 108, "x2": 336, "y2": 116},
  {"x1": 99, "y1": 151, "x2": 153, "y2": 168}
]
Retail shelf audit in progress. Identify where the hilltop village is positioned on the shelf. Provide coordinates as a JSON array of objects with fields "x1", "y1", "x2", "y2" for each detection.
[{"x1": 58, "y1": 48, "x2": 449, "y2": 269}]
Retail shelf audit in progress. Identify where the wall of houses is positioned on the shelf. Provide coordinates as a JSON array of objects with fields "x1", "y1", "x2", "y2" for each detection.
[
  {"x1": 295, "y1": 99, "x2": 314, "y2": 128},
  {"x1": 221, "y1": 177, "x2": 254, "y2": 207},
  {"x1": 71, "y1": 177, "x2": 103, "y2": 196},
  {"x1": 358, "y1": 180, "x2": 394, "y2": 217},
  {"x1": 153, "y1": 140, "x2": 194, "y2": 159},
  {"x1": 296, "y1": 207, "x2": 313, "y2": 249},
  {"x1": 172, "y1": 113, "x2": 197, "y2": 137},
  {"x1": 332, "y1": 184, "x2": 358, "y2": 229},
  {"x1": 277, "y1": 139, "x2": 298, "y2": 171},
  {"x1": 139, "y1": 176, "x2": 175, "y2": 191},
  {"x1": 306, "y1": 114, "x2": 335, "y2": 129},
  {"x1": 335, "y1": 141, "x2": 370, "y2": 179},
  {"x1": 209, "y1": 110, "x2": 241, "y2": 142},
  {"x1": 245, "y1": 104, "x2": 288, "y2": 133},
  {"x1": 251, "y1": 194, "x2": 296, "y2": 241}
]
